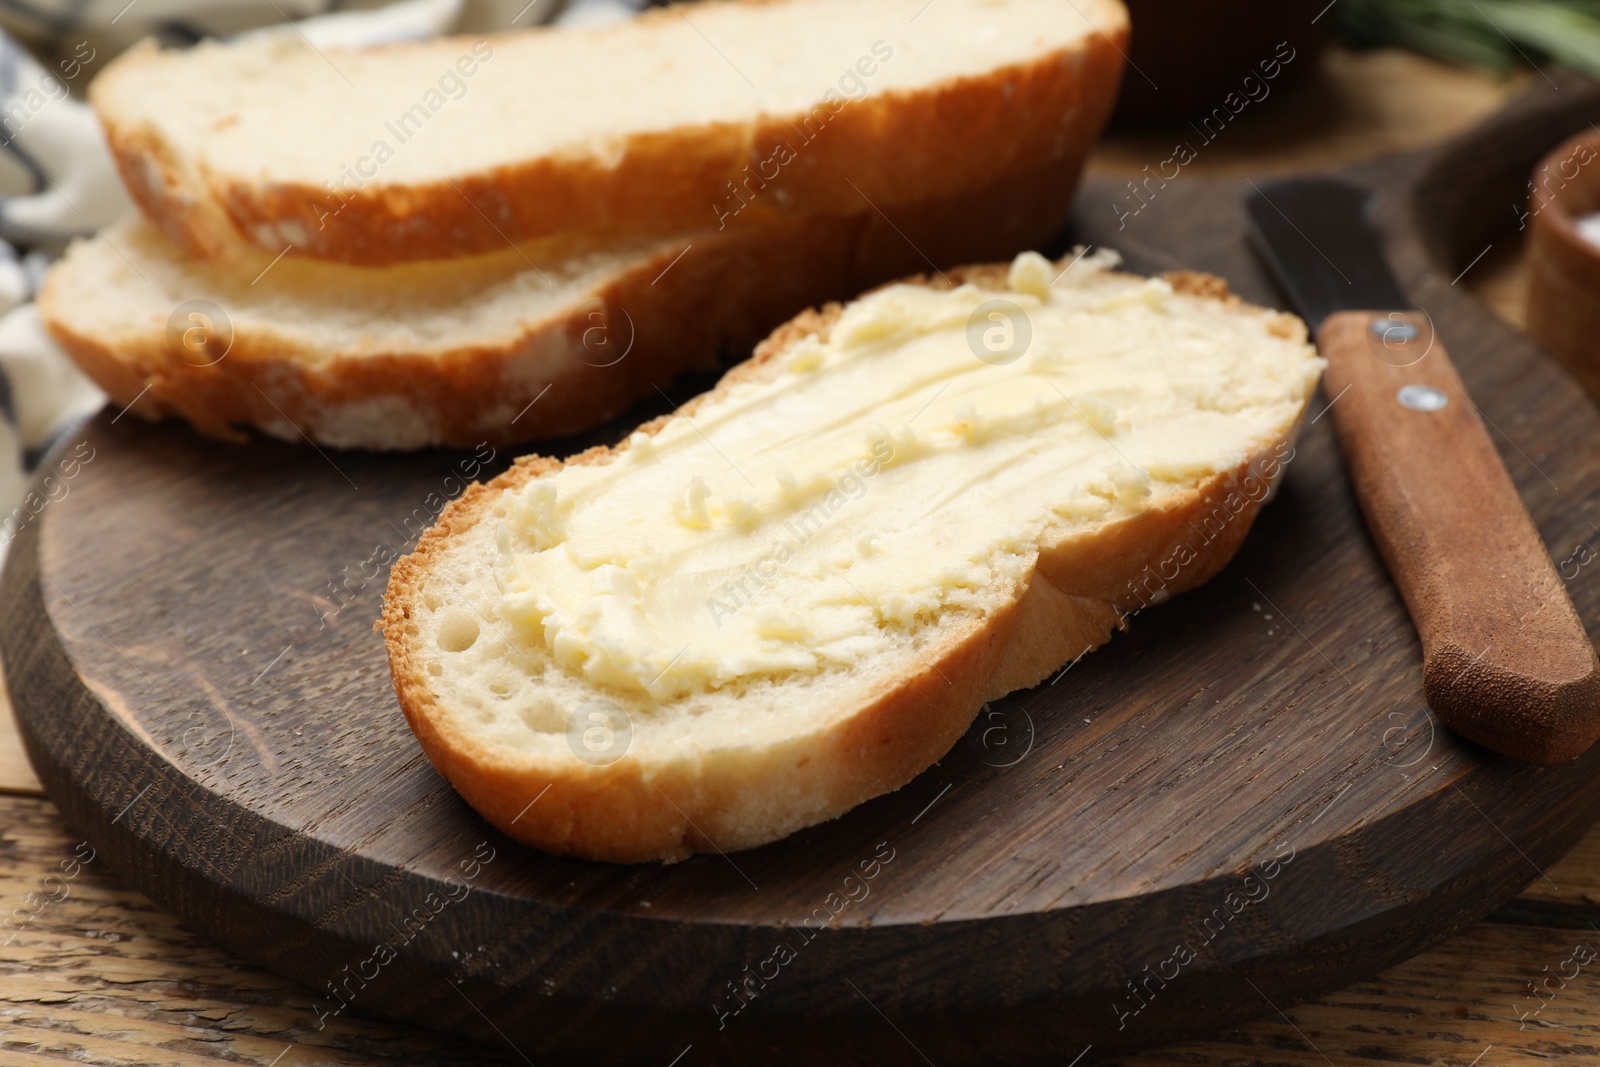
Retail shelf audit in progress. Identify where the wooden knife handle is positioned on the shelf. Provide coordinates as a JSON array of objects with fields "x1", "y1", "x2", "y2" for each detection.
[{"x1": 1317, "y1": 309, "x2": 1600, "y2": 763}]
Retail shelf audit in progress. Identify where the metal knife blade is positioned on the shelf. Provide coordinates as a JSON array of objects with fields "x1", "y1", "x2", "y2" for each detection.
[{"x1": 1244, "y1": 177, "x2": 1408, "y2": 331}]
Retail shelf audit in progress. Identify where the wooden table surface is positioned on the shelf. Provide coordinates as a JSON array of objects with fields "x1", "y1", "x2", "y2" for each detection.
[{"x1": 4, "y1": 45, "x2": 1597, "y2": 1067}]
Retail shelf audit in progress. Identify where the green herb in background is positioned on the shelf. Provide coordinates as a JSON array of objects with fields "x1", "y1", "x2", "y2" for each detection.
[{"x1": 1336, "y1": 0, "x2": 1600, "y2": 77}]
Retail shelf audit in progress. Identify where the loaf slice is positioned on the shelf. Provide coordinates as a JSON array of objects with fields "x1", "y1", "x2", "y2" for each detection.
[
  {"x1": 40, "y1": 155, "x2": 1087, "y2": 449},
  {"x1": 380, "y1": 251, "x2": 1325, "y2": 862},
  {"x1": 93, "y1": 0, "x2": 1127, "y2": 265}
]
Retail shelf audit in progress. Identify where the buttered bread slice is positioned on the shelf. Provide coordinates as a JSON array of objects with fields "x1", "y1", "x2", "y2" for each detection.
[{"x1": 381, "y1": 251, "x2": 1324, "y2": 862}]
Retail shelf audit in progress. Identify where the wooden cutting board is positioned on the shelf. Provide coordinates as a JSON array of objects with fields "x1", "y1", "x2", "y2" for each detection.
[{"x1": 7, "y1": 77, "x2": 1600, "y2": 1067}]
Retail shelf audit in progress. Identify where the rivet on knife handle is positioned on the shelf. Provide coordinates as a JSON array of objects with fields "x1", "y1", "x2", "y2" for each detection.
[{"x1": 1318, "y1": 309, "x2": 1600, "y2": 762}]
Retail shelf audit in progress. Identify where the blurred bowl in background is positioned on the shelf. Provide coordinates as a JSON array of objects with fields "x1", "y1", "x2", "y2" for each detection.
[
  {"x1": 1526, "y1": 129, "x2": 1600, "y2": 399},
  {"x1": 1113, "y1": 0, "x2": 1328, "y2": 121}
]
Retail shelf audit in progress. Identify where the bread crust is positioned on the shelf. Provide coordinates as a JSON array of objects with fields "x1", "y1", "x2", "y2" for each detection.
[
  {"x1": 93, "y1": 3, "x2": 1128, "y2": 266},
  {"x1": 42, "y1": 154, "x2": 1091, "y2": 450},
  {"x1": 380, "y1": 266, "x2": 1314, "y2": 862}
]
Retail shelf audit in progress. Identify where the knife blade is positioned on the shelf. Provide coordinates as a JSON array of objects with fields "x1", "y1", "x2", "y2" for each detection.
[{"x1": 1245, "y1": 177, "x2": 1600, "y2": 763}]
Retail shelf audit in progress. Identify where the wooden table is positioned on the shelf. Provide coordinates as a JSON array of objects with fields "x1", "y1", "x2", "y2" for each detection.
[{"x1": 4, "y1": 45, "x2": 1597, "y2": 1067}]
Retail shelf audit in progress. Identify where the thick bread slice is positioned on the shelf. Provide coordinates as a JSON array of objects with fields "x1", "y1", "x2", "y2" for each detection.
[
  {"x1": 381, "y1": 252, "x2": 1325, "y2": 863},
  {"x1": 93, "y1": 0, "x2": 1127, "y2": 265},
  {"x1": 40, "y1": 154, "x2": 1088, "y2": 449}
]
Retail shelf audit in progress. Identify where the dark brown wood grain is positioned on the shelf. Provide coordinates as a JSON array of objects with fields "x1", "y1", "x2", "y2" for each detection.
[
  {"x1": 11, "y1": 786, "x2": 1600, "y2": 1067},
  {"x1": 5, "y1": 75, "x2": 1600, "y2": 1067},
  {"x1": 1316, "y1": 307, "x2": 1600, "y2": 762}
]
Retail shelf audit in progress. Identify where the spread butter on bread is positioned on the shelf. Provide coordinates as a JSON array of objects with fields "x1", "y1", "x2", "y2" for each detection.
[{"x1": 380, "y1": 251, "x2": 1325, "y2": 862}]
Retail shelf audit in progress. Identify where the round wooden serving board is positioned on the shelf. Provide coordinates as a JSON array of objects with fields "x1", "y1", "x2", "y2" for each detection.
[{"x1": 8, "y1": 80, "x2": 1600, "y2": 1066}]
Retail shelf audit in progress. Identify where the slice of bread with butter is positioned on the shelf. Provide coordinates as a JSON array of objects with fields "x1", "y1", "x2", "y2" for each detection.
[
  {"x1": 93, "y1": 0, "x2": 1128, "y2": 266},
  {"x1": 380, "y1": 251, "x2": 1325, "y2": 862}
]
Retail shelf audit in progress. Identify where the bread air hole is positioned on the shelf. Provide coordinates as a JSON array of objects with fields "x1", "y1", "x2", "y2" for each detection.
[
  {"x1": 518, "y1": 697, "x2": 565, "y2": 734},
  {"x1": 437, "y1": 609, "x2": 480, "y2": 652}
]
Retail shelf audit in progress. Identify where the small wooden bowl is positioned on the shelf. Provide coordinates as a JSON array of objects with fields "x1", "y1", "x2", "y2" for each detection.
[
  {"x1": 1526, "y1": 130, "x2": 1600, "y2": 397},
  {"x1": 1112, "y1": 0, "x2": 1327, "y2": 121}
]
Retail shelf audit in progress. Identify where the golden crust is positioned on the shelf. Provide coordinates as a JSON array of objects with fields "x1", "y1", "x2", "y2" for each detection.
[
  {"x1": 379, "y1": 266, "x2": 1310, "y2": 863},
  {"x1": 43, "y1": 152, "x2": 1096, "y2": 449},
  {"x1": 94, "y1": 10, "x2": 1128, "y2": 266}
]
